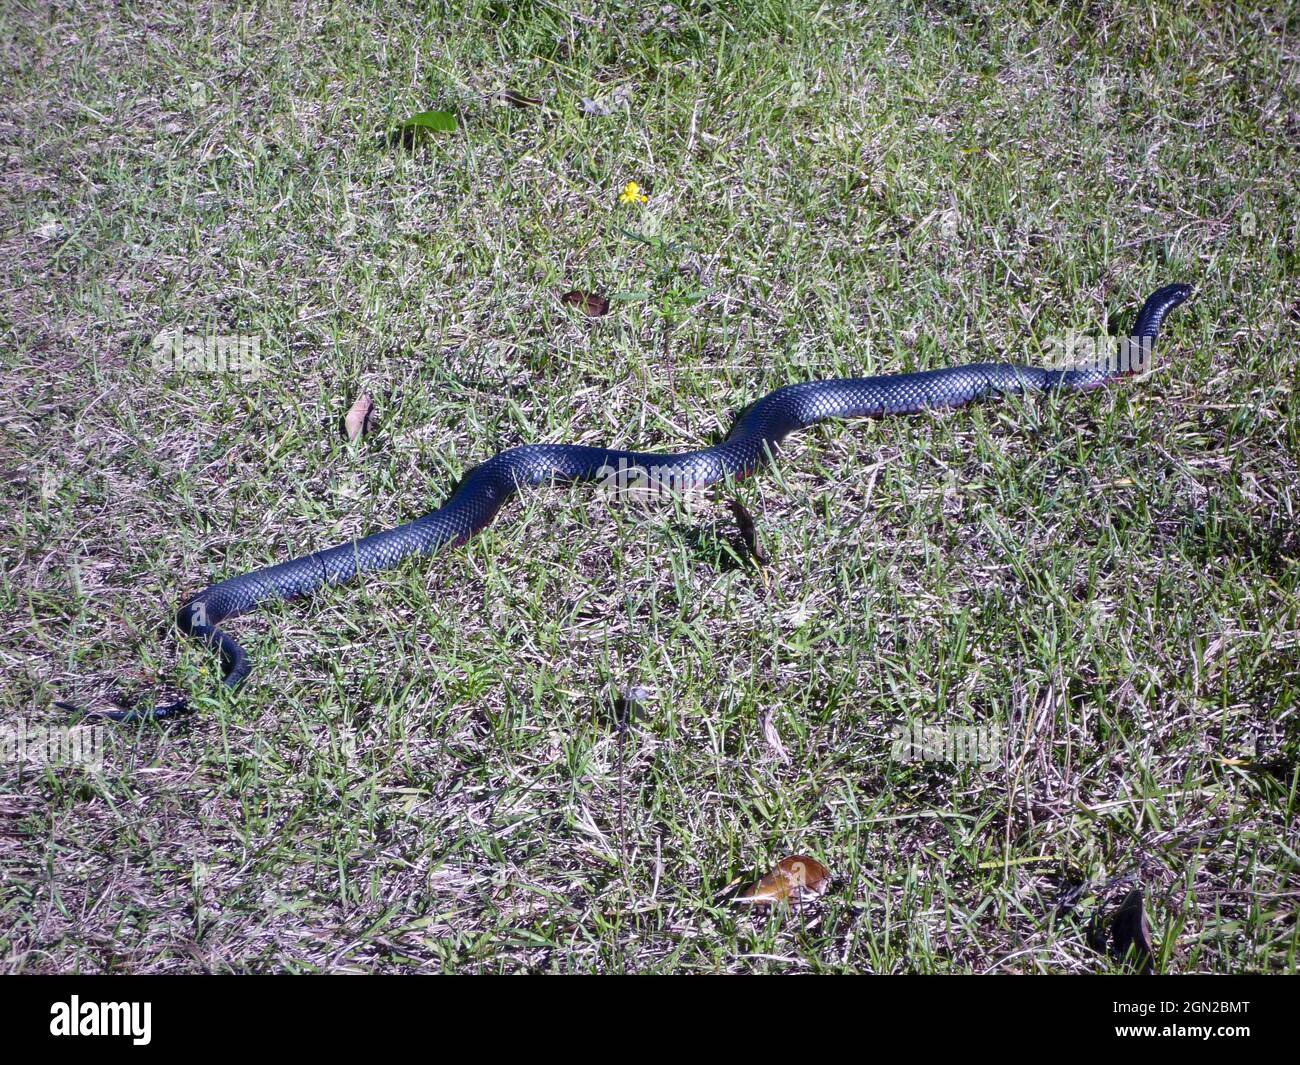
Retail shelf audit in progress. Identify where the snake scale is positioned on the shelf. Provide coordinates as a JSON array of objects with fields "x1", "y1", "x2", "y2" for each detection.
[{"x1": 82, "y1": 284, "x2": 1191, "y2": 720}]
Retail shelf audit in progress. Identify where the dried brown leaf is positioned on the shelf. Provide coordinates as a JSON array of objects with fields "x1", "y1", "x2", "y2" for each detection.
[
  {"x1": 739, "y1": 855, "x2": 831, "y2": 905},
  {"x1": 343, "y1": 393, "x2": 376, "y2": 441},
  {"x1": 761, "y1": 710, "x2": 790, "y2": 764},
  {"x1": 560, "y1": 289, "x2": 610, "y2": 317}
]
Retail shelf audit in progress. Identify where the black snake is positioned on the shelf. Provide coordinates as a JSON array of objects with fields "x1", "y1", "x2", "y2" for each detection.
[{"x1": 79, "y1": 284, "x2": 1192, "y2": 720}]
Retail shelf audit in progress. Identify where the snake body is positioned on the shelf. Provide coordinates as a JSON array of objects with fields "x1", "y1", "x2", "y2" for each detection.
[{"x1": 106, "y1": 284, "x2": 1191, "y2": 720}]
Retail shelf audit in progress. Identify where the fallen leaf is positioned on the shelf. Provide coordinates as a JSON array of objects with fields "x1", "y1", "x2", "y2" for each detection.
[
  {"x1": 761, "y1": 710, "x2": 790, "y2": 764},
  {"x1": 342, "y1": 393, "x2": 376, "y2": 441},
  {"x1": 560, "y1": 289, "x2": 610, "y2": 317},
  {"x1": 1110, "y1": 888, "x2": 1156, "y2": 974},
  {"x1": 398, "y1": 109, "x2": 457, "y2": 133},
  {"x1": 739, "y1": 855, "x2": 831, "y2": 906},
  {"x1": 728, "y1": 498, "x2": 768, "y2": 565},
  {"x1": 389, "y1": 110, "x2": 458, "y2": 147}
]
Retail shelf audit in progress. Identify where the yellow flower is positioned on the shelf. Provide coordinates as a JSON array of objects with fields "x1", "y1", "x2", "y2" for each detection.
[{"x1": 619, "y1": 181, "x2": 649, "y2": 206}]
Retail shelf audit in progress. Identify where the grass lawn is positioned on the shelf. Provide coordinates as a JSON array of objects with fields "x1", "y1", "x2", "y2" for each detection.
[{"x1": 1, "y1": 0, "x2": 1297, "y2": 973}]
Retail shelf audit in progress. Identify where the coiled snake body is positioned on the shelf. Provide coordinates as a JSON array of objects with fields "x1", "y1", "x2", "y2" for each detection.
[{"x1": 90, "y1": 284, "x2": 1192, "y2": 720}]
